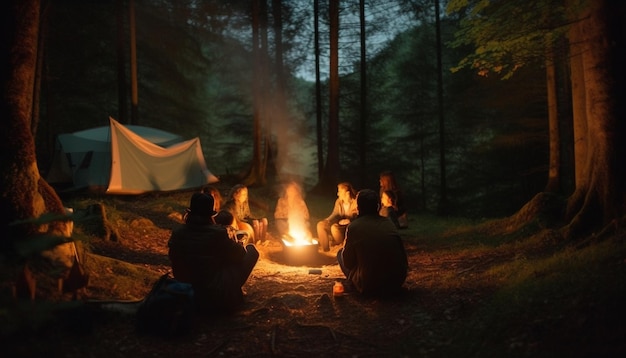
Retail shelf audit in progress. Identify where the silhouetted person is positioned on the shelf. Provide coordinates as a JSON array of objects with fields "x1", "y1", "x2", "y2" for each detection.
[
  {"x1": 337, "y1": 189, "x2": 408, "y2": 296},
  {"x1": 168, "y1": 193, "x2": 259, "y2": 315}
]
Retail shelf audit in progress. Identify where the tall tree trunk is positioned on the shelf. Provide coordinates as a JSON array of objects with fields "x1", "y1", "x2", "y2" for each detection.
[
  {"x1": 358, "y1": 0, "x2": 367, "y2": 188},
  {"x1": 563, "y1": 0, "x2": 626, "y2": 238},
  {"x1": 258, "y1": 0, "x2": 269, "y2": 185},
  {"x1": 314, "y1": 0, "x2": 323, "y2": 181},
  {"x1": 435, "y1": 0, "x2": 448, "y2": 215},
  {"x1": 244, "y1": 0, "x2": 265, "y2": 186},
  {"x1": 270, "y1": 0, "x2": 284, "y2": 182},
  {"x1": 567, "y1": 10, "x2": 588, "y2": 190},
  {"x1": 31, "y1": 0, "x2": 49, "y2": 138},
  {"x1": 544, "y1": 35, "x2": 561, "y2": 193},
  {"x1": 116, "y1": 0, "x2": 128, "y2": 123},
  {"x1": 129, "y1": 0, "x2": 138, "y2": 125},
  {"x1": 320, "y1": 0, "x2": 340, "y2": 190},
  {"x1": 1, "y1": 0, "x2": 71, "y2": 259},
  {"x1": 1, "y1": 0, "x2": 45, "y2": 245}
]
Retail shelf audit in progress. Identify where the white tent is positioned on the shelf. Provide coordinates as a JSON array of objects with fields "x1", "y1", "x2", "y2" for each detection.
[{"x1": 47, "y1": 117, "x2": 218, "y2": 193}]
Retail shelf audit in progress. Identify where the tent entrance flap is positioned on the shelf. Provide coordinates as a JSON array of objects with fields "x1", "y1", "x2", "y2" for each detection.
[{"x1": 107, "y1": 118, "x2": 218, "y2": 194}]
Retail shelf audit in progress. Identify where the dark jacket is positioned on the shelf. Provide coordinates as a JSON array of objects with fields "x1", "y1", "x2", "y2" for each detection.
[
  {"x1": 168, "y1": 217, "x2": 246, "y2": 313},
  {"x1": 342, "y1": 214, "x2": 408, "y2": 295}
]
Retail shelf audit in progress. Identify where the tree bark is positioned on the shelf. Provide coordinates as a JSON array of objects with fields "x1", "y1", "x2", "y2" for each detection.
[
  {"x1": 1, "y1": 0, "x2": 73, "y2": 277},
  {"x1": 544, "y1": 35, "x2": 561, "y2": 193},
  {"x1": 314, "y1": 0, "x2": 323, "y2": 181},
  {"x1": 567, "y1": 11, "x2": 588, "y2": 190},
  {"x1": 269, "y1": 0, "x2": 284, "y2": 182},
  {"x1": 1, "y1": 0, "x2": 45, "y2": 246},
  {"x1": 435, "y1": 0, "x2": 449, "y2": 215},
  {"x1": 320, "y1": 0, "x2": 340, "y2": 190},
  {"x1": 358, "y1": 0, "x2": 367, "y2": 188},
  {"x1": 243, "y1": 0, "x2": 266, "y2": 186},
  {"x1": 129, "y1": 0, "x2": 139, "y2": 124},
  {"x1": 563, "y1": 0, "x2": 626, "y2": 238},
  {"x1": 116, "y1": 0, "x2": 128, "y2": 123}
]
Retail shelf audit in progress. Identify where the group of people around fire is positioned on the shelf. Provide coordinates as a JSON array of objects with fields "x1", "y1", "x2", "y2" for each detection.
[{"x1": 167, "y1": 171, "x2": 410, "y2": 315}]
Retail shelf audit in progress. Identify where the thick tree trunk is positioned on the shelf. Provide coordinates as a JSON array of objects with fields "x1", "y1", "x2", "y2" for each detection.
[
  {"x1": 563, "y1": 0, "x2": 626, "y2": 238},
  {"x1": 1, "y1": 0, "x2": 45, "y2": 245},
  {"x1": 1, "y1": 0, "x2": 74, "y2": 301}
]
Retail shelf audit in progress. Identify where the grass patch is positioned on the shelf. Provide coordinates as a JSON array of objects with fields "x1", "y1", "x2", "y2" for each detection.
[{"x1": 440, "y1": 237, "x2": 626, "y2": 357}]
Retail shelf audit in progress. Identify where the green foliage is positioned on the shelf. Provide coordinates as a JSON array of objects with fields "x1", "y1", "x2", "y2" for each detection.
[{"x1": 446, "y1": 0, "x2": 569, "y2": 79}]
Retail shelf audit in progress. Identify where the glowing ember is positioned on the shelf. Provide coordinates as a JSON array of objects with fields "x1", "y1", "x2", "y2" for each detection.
[{"x1": 281, "y1": 234, "x2": 318, "y2": 247}]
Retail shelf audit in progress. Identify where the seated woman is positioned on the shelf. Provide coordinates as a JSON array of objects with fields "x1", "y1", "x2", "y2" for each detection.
[
  {"x1": 379, "y1": 189, "x2": 401, "y2": 229},
  {"x1": 379, "y1": 170, "x2": 409, "y2": 229},
  {"x1": 223, "y1": 184, "x2": 268, "y2": 243},
  {"x1": 202, "y1": 185, "x2": 223, "y2": 212},
  {"x1": 316, "y1": 182, "x2": 358, "y2": 252}
]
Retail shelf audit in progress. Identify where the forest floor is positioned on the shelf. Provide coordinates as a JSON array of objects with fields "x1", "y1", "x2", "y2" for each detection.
[{"x1": 4, "y1": 189, "x2": 626, "y2": 357}]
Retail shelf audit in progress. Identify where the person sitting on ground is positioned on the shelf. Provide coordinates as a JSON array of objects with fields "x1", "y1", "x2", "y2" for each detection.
[
  {"x1": 202, "y1": 185, "x2": 223, "y2": 212},
  {"x1": 168, "y1": 193, "x2": 259, "y2": 315},
  {"x1": 223, "y1": 184, "x2": 268, "y2": 243},
  {"x1": 379, "y1": 170, "x2": 409, "y2": 229},
  {"x1": 337, "y1": 189, "x2": 408, "y2": 296},
  {"x1": 274, "y1": 181, "x2": 311, "y2": 238},
  {"x1": 379, "y1": 189, "x2": 401, "y2": 229},
  {"x1": 316, "y1": 182, "x2": 358, "y2": 252}
]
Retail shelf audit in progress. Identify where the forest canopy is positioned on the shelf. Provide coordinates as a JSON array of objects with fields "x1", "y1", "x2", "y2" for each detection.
[{"x1": 33, "y1": 0, "x2": 558, "y2": 219}]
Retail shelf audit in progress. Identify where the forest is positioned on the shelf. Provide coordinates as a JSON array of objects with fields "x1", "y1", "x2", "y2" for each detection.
[
  {"x1": 1, "y1": 0, "x2": 625, "y2": 356},
  {"x1": 33, "y1": 0, "x2": 555, "y2": 218}
]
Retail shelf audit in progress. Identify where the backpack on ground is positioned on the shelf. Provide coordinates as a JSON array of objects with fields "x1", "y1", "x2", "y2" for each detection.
[{"x1": 136, "y1": 272, "x2": 195, "y2": 337}]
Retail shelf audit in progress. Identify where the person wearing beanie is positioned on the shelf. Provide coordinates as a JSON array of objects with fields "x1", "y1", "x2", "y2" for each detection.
[{"x1": 168, "y1": 192, "x2": 259, "y2": 315}]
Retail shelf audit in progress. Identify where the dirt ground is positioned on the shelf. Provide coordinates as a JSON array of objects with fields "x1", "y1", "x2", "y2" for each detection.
[{"x1": 62, "y1": 204, "x2": 494, "y2": 358}]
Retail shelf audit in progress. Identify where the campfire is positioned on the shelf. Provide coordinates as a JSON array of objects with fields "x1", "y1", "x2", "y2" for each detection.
[
  {"x1": 281, "y1": 214, "x2": 318, "y2": 264},
  {"x1": 278, "y1": 183, "x2": 319, "y2": 265},
  {"x1": 281, "y1": 233, "x2": 318, "y2": 266}
]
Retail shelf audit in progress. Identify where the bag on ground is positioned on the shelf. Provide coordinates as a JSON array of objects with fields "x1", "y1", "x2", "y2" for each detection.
[{"x1": 136, "y1": 272, "x2": 195, "y2": 336}]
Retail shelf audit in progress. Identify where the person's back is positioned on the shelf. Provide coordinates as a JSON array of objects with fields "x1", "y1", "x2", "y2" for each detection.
[
  {"x1": 339, "y1": 189, "x2": 408, "y2": 296},
  {"x1": 168, "y1": 221, "x2": 244, "y2": 283},
  {"x1": 344, "y1": 215, "x2": 407, "y2": 294},
  {"x1": 168, "y1": 193, "x2": 258, "y2": 314}
]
